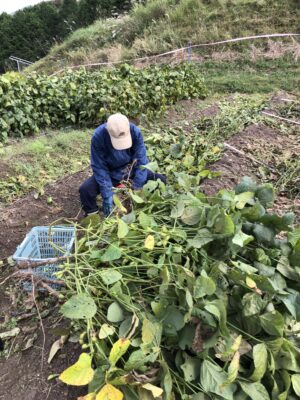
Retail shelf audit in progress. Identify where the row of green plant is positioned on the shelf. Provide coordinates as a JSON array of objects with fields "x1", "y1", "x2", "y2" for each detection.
[
  {"x1": 57, "y1": 171, "x2": 300, "y2": 399},
  {"x1": 0, "y1": 63, "x2": 206, "y2": 141},
  {"x1": 0, "y1": 95, "x2": 263, "y2": 205}
]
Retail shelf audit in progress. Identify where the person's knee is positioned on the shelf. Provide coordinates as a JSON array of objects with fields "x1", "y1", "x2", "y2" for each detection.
[
  {"x1": 79, "y1": 181, "x2": 88, "y2": 195},
  {"x1": 158, "y1": 174, "x2": 167, "y2": 184}
]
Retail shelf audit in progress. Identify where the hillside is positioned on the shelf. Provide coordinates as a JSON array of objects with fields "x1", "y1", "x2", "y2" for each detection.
[{"x1": 28, "y1": 0, "x2": 300, "y2": 75}]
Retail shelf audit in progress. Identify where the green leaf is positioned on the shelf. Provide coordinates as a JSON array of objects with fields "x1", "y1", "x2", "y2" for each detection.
[
  {"x1": 276, "y1": 339, "x2": 300, "y2": 372},
  {"x1": 141, "y1": 161, "x2": 159, "y2": 173},
  {"x1": 260, "y1": 311, "x2": 284, "y2": 336},
  {"x1": 109, "y1": 338, "x2": 131, "y2": 367},
  {"x1": 256, "y1": 184, "x2": 274, "y2": 207},
  {"x1": 278, "y1": 293, "x2": 300, "y2": 320},
  {"x1": 99, "y1": 324, "x2": 115, "y2": 339},
  {"x1": 131, "y1": 191, "x2": 144, "y2": 203},
  {"x1": 107, "y1": 302, "x2": 124, "y2": 323},
  {"x1": 194, "y1": 270, "x2": 216, "y2": 298},
  {"x1": 277, "y1": 256, "x2": 300, "y2": 281},
  {"x1": 291, "y1": 374, "x2": 300, "y2": 396},
  {"x1": 122, "y1": 211, "x2": 136, "y2": 224},
  {"x1": 181, "y1": 206, "x2": 202, "y2": 225},
  {"x1": 163, "y1": 306, "x2": 185, "y2": 334},
  {"x1": 235, "y1": 177, "x2": 257, "y2": 194},
  {"x1": 160, "y1": 360, "x2": 173, "y2": 400},
  {"x1": 204, "y1": 299, "x2": 229, "y2": 336},
  {"x1": 60, "y1": 293, "x2": 97, "y2": 320},
  {"x1": 113, "y1": 195, "x2": 127, "y2": 213},
  {"x1": 139, "y1": 212, "x2": 157, "y2": 229},
  {"x1": 99, "y1": 269, "x2": 122, "y2": 285},
  {"x1": 180, "y1": 355, "x2": 201, "y2": 382},
  {"x1": 242, "y1": 293, "x2": 266, "y2": 317},
  {"x1": 234, "y1": 191, "x2": 255, "y2": 209},
  {"x1": 240, "y1": 381, "x2": 270, "y2": 400},
  {"x1": 250, "y1": 343, "x2": 268, "y2": 381},
  {"x1": 142, "y1": 319, "x2": 162, "y2": 350},
  {"x1": 232, "y1": 229, "x2": 254, "y2": 247},
  {"x1": 260, "y1": 213, "x2": 294, "y2": 231},
  {"x1": 253, "y1": 224, "x2": 275, "y2": 245},
  {"x1": 232, "y1": 261, "x2": 257, "y2": 274},
  {"x1": 223, "y1": 351, "x2": 240, "y2": 385},
  {"x1": 171, "y1": 200, "x2": 185, "y2": 218},
  {"x1": 117, "y1": 219, "x2": 129, "y2": 239},
  {"x1": 124, "y1": 349, "x2": 158, "y2": 371},
  {"x1": 288, "y1": 228, "x2": 300, "y2": 249},
  {"x1": 200, "y1": 360, "x2": 235, "y2": 400},
  {"x1": 101, "y1": 243, "x2": 122, "y2": 262},
  {"x1": 188, "y1": 229, "x2": 214, "y2": 248},
  {"x1": 214, "y1": 212, "x2": 235, "y2": 235}
]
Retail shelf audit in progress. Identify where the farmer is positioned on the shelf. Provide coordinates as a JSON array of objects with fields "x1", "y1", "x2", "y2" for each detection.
[{"x1": 79, "y1": 113, "x2": 166, "y2": 216}]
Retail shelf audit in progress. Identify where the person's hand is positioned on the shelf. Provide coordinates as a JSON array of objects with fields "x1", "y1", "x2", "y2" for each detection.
[{"x1": 102, "y1": 196, "x2": 113, "y2": 217}]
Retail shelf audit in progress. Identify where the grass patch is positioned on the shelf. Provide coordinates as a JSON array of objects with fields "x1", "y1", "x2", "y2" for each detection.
[
  {"x1": 28, "y1": 0, "x2": 300, "y2": 75},
  {"x1": 199, "y1": 57, "x2": 300, "y2": 94},
  {"x1": 0, "y1": 129, "x2": 90, "y2": 205}
]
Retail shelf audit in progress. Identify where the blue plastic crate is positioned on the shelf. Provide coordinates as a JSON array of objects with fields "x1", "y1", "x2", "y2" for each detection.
[{"x1": 13, "y1": 226, "x2": 75, "y2": 291}]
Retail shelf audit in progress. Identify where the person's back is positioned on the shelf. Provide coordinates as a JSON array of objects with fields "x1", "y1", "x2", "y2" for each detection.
[{"x1": 79, "y1": 113, "x2": 166, "y2": 217}]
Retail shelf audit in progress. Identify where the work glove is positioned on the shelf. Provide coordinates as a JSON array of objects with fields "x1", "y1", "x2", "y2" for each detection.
[{"x1": 102, "y1": 196, "x2": 113, "y2": 217}]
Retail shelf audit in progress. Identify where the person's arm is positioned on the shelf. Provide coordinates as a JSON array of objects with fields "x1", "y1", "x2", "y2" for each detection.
[
  {"x1": 131, "y1": 126, "x2": 148, "y2": 190},
  {"x1": 91, "y1": 133, "x2": 113, "y2": 200}
]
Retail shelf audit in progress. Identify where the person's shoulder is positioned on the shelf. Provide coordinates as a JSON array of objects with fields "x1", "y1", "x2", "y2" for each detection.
[
  {"x1": 92, "y1": 123, "x2": 107, "y2": 142},
  {"x1": 130, "y1": 122, "x2": 142, "y2": 138}
]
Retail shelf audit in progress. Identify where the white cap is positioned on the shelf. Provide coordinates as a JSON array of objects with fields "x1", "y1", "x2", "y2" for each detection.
[{"x1": 107, "y1": 113, "x2": 132, "y2": 150}]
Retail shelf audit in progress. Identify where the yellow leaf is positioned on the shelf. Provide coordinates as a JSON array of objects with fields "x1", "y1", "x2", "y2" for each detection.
[
  {"x1": 96, "y1": 384, "x2": 123, "y2": 400},
  {"x1": 144, "y1": 235, "x2": 155, "y2": 250},
  {"x1": 109, "y1": 338, "x2": 131, "y2": 367},
  {"x1": 231, "y1": 335, "x2": 242, "y2": 352},
  {"x1": 18, "y1": 175, "x2": 27, "y2": 183},
  {"x1": 246, "y1": 276, "x2": 256, "y2": 289},
  {"x1": 78, "y1": 394, "x2": 96, "y2": 400},
  {"x1": 59, "y1": 353, "x2": 94, "y2": 386},
  {"x1": 142, "y1": 383, "x2": 163, "y2": 398},
  {"x1": 113, "y1": 195, "x2": 127, "y2": 213},
  {"x1": 212, "y1": 146, "x2": 220, "y2": 154}
]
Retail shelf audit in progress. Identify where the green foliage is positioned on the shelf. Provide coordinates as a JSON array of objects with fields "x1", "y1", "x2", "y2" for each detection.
[
  {"x1": 58, "y1": 169, "x2": 300, "y2": 398},
  {"x1": 0, "y1": 64, "x2": 206, "y2": 141}
]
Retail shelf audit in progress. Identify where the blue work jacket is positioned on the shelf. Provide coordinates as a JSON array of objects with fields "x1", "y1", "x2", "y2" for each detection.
[{"x1": 91, "y1": 122, "x2": 148, "y2": 199}]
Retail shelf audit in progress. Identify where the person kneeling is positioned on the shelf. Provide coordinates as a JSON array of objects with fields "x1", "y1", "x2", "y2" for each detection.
[{"x1": 79, "y1": 113, "x2": 166, "y2": 217}]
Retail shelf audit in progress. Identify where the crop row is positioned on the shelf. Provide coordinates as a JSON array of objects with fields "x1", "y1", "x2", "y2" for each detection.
[{"x1": 0, "y1": 64, "x2": 207, "y2": 141}]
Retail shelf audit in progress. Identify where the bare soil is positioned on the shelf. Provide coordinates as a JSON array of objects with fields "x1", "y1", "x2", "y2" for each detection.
[
  {"x1": 0, "y1": 168, "x2": 92, "y2": 400},
  {"x1": 0, "y1": 161, "x2": 14, "y2": 180},
  {"x1": 0, "y1": 168, "x2": 90, "y2": 260}
]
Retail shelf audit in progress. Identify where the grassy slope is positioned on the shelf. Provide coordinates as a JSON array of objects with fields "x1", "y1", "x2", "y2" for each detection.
[{"x1": 28, "y1": 0, "x2": 300, "y2": 75}]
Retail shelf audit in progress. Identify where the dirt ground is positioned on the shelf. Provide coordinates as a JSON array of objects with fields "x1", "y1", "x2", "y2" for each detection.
[
  {"x1": 0, "y1": 168, "x2": 92, "y2": 400},
  {"x1": 0, "y1": 168, "x2": 90, "y2": 260},
  {"x1": 0, "y1": 94, "x2": 299, "y2": 400}
]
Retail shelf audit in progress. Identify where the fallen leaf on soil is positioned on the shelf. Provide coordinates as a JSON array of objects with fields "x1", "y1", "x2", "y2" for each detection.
[
  {"x1": 0, "y1": 327, "x2": 20, "y2": 339},
  {"x1": 48, "y1": 335, "x2": 68, "y2": 363},
  {"x1": 22, "y1": 333, "x2": 38, "y2": 351}
]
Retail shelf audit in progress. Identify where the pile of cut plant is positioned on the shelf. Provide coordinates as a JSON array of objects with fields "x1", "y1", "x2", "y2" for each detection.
[{"x1": 57, "y1": 171, "x2": 300, "y2": 399}]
